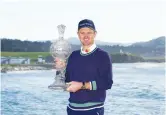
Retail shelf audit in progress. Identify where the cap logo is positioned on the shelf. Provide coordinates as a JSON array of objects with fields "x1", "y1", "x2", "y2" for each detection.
[{"x1": 79, "y1": 23, "x2": 93, "y2": 27}]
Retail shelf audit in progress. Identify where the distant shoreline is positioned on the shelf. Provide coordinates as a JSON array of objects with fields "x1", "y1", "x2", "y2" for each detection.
[
  {"x1": 1, "y1": 62, "x2": 165, "y2": 73},
  {"x1": 1, "y1": 64, "x2": 54, "y2": 73}
]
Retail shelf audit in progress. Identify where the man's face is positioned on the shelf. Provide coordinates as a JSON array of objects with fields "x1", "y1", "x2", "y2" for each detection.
[{"x1": 77, "y1": 27, "x2": 96, "y2": 47}]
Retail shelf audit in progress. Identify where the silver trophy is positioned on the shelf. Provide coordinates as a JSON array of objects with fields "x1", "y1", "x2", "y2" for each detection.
[{"x1": 48, "y1": 24, "x2": 71, "y2": 90}]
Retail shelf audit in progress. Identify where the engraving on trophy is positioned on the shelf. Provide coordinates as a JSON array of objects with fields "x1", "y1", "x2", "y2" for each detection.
[{"x1": 48, "y1": 24, "x2": 71, "y2": 90}]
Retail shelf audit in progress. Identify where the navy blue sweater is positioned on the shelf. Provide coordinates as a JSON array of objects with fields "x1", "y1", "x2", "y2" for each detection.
[{"x1": 65, "y1": 48, "x2": 113, "y2": 107}]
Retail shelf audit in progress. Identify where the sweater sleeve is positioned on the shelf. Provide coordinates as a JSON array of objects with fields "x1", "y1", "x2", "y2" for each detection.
[
  {"x1": 92, "y1": 52, "x2": 113, "y2": 90},
  {"x1": 65, "y1": 53, "x2": 72, "y2": 83},
  {"x1": 65, "y1": 66, "x2": 70, "y2": 83}
]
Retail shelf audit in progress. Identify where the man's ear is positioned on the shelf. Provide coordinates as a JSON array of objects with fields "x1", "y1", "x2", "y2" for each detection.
[{"x1": 94, "y1": 31, "x2": 97, "y2": 37}]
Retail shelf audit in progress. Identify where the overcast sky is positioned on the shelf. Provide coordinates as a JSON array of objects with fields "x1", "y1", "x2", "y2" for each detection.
[{"x1": 0, "y1": 0, "x2": 165, "y2": 43}]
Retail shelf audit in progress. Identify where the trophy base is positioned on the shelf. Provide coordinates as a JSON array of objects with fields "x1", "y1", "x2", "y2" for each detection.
[
  {"x1": 48, "y1": 84, "x2": 67, "y2": 90},
  {"x1": 48, "y1": 70, "x2": 67, "y2": 90}
]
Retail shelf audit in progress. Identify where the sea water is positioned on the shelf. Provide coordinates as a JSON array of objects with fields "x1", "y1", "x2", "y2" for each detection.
[{"x1": 1, "y1": 63, "x2": 165, "y2": 115}]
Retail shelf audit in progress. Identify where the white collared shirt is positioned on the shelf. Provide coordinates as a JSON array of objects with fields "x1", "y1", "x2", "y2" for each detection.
[{"x1": 81, "y1": 43, "x2": 97, "y2": 54}]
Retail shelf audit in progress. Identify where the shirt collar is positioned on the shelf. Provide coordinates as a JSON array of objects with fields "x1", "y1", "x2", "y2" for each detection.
[{"x1": 81, "y1": 43, "x2": 97, "y2": 54}]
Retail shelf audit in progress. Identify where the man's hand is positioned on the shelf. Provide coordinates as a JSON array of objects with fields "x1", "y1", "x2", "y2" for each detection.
[
  {"x1": 54, "y1": 57, "x2": 66, "y2": 70},
  {"x1": 66, "y1": 81, "x2": 83, "y2": 93}
]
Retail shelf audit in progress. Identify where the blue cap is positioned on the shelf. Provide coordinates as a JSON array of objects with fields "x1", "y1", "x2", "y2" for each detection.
[{"x1": 78, "y1": 19, "x2": 96, "y2": 32}]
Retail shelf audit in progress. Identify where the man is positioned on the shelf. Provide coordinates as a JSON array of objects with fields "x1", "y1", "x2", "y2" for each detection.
[{"x1": 55, "y1": 19, "x2": 113, "y2": 115}]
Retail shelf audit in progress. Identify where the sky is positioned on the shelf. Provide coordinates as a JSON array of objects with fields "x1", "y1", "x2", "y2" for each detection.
[{"x1": 0, "y1": 0, "x2": 165, "y2": 43}]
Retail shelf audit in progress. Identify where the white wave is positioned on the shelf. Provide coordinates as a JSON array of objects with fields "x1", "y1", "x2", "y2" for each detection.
[
  {"x1": 133, "y1": 62, "x2": 164, "y2": 69},
  {"x1": 6, "y1": 70, "x2": 49, "y2": 74}
]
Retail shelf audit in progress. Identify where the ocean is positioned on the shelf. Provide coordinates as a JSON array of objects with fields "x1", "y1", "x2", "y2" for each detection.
[{"x1": 1, "y1": 63, "x2": 165, "y2": 115}]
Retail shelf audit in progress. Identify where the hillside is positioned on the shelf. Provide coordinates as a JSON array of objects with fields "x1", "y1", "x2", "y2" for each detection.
[
  {"x1": 131, "y1": 36, "x2": 165, "y2": 48},
  {"x1": 1, "y1": 36, "x2": 165, "y2": 58}
]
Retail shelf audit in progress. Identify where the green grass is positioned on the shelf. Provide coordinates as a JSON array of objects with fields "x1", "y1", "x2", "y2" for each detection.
[{"x1": 1, "y1": 52, "x2": 51, "y2": 59}]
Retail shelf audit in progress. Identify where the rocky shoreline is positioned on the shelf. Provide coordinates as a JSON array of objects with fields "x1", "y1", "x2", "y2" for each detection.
[
  {"x1": 1, "y1": 64, "x2": 54, "y2": 73},
  {"x1": 1, "y1": 61, "x2": 164, "y2": 73}
]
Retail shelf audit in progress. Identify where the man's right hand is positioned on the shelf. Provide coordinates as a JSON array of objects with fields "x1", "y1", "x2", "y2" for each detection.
[{"x1": 54, "y1": 57, "x2": 66, "y2": 69}]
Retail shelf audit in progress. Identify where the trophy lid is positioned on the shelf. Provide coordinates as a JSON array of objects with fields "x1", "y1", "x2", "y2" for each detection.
[{"x1": 57, "y1": 24, "x2": 66, "y2": 39}]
